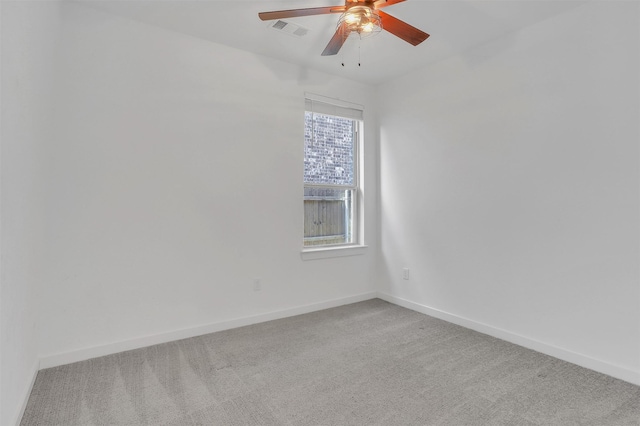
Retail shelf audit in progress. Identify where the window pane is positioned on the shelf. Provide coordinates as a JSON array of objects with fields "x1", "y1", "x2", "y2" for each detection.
[
  {"x1": 304, "y1": 187, "x2": 354, "y2": 247},
  {"x1": 304, "y1": 112, "x2": 354, "y2": 186}
]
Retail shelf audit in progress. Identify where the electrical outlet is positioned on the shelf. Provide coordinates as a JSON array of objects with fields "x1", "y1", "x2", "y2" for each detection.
[
  {"x1": 402, "y1": 268, "x2": 410, "y2": 280},
  {"x1": 253, "y1": 278, "x2": 261, "y2": 291}
]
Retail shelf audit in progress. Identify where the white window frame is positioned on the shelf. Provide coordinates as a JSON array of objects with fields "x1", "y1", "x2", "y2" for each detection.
[{"x1": 302, "y1": 94, "x2": 367, "y2": 260}]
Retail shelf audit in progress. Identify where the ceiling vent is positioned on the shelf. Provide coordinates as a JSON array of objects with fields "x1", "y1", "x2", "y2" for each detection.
[{"x1": 269, "y1": 20, "x2": 309, "y2": 37}]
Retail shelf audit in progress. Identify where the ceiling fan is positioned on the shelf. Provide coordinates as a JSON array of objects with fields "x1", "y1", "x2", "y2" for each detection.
[{"x1": 259, "y1": 0, "x2": 429, "y2": 56}]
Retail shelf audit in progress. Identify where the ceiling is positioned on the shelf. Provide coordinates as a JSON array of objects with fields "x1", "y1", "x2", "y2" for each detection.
[{"x1": 80, "y1": 0, "x2": 587, "y2": 86}]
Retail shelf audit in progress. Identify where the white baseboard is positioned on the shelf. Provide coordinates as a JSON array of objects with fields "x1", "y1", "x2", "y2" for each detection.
[
  {"x1": 36, "y1": 291, "x2": 640, "y2": 386},
  {"x1": 14, "y1": 359, "x2": 39, "y2": 426},
  {"x1": 39, "y1": 292, "x2": 377, "y2": 369},
  {"x1": 377, "y1": 292, "x2": 640, "y2": 386}
]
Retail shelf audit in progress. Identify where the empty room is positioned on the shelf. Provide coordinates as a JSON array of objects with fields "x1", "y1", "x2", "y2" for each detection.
[{"x1": 1, "y1": 0, "x2": 639, "y2": 424}]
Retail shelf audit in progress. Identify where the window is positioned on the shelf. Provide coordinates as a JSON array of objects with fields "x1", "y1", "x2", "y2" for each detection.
[{"x1": 303, "y1": 96, "x2": 363, "y2": 249}]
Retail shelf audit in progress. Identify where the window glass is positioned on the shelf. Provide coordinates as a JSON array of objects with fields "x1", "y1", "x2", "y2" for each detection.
[
  {"x1": 304, "y1": 187, "x2": 354, "y2": 247},
  {"x1": 303, "y1": 108, "x2": 360, "y2": 248},
  {"x1": 304, "y1": 112, "x2": 354, "y2": 186}
]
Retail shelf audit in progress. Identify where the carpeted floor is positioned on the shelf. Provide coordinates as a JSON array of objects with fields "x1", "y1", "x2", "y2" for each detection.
[{"x1": 22, "y1": 299, "x2": 640, "y2": 425}]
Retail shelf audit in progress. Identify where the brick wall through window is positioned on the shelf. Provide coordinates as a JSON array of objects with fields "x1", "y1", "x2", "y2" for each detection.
[{"x1": 304, "y1": 112, "x2": 354, "y2": 186}]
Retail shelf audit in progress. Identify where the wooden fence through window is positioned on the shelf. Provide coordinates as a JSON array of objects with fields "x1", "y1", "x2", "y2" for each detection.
[{"x1": 303, "y1": 199, "x2": 347, "y2": 246}]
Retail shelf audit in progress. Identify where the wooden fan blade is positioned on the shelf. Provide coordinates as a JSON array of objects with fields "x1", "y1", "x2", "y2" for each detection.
[
  {"x1": 378, "y1": 10, "x2": 429, "y2": 46},
  {"x1": 373, "y1": 0, "x2": 406, "y2": 9},
  {"x1": 321, "y1": 22, "x2": 349, "y2": 56},
  {"x1": 259, "y1": 6, "x2": 345, "y2": 21}
]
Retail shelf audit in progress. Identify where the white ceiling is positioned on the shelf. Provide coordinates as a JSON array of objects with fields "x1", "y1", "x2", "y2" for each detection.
[{"x1": 81, "y1": 0, "x2": 587, "y2": 86}]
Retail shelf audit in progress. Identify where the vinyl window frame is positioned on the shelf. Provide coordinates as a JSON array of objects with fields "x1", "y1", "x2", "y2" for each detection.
[{"x1": 302, "y1": 94, "x2": 367, "y2": 260}]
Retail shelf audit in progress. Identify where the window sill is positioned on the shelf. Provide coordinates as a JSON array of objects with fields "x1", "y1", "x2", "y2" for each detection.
[{"x1": 301, "y1": 245, "x2": 368, "y2": 261}]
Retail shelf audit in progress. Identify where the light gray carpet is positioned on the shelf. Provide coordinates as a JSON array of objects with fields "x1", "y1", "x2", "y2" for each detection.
[{"x1": 22, "y1": 299, "x2": 640, "y2": 425}]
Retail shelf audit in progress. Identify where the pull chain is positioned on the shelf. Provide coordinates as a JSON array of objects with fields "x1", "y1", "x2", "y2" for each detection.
[
  {"x1": 341, "y1": 32, "x2": 348, "y2": 67},
  {"x1": 339, "y1": 35, "x2": 363, "y2": 67}
]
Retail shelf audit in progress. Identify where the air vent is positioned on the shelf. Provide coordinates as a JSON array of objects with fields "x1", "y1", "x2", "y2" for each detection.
[
  {"x1": 269, "y1": 20, "x2": 309, "y2": 38},
  {"x1": 273, "y1": 20, "x2": 288, "y2": 30}
]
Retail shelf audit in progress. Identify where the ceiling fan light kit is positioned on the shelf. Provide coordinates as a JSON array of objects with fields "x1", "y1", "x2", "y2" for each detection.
[
  {"x1": 258, "y1": 0, "x2": 429, "y2": 57},
  {"x1": 339, "y1": 6, "x2": 382, "y2": 38}
]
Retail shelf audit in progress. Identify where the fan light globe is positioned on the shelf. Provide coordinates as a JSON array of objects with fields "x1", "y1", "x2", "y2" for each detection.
[{"x1": 338, "y1": 5, "x2": 382, "y2": 38}]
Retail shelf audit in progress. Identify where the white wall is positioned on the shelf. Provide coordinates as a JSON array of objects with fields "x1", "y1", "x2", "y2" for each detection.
[
  {"x1": 37, "y1": 3, "x2": 378, "y2": 362},
  {"x1": 0, "y1": 1, "x2": 60, "y2": 424},
  {"x1": 378, "y1": 1, "x2": 639, "y2": 383}
]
